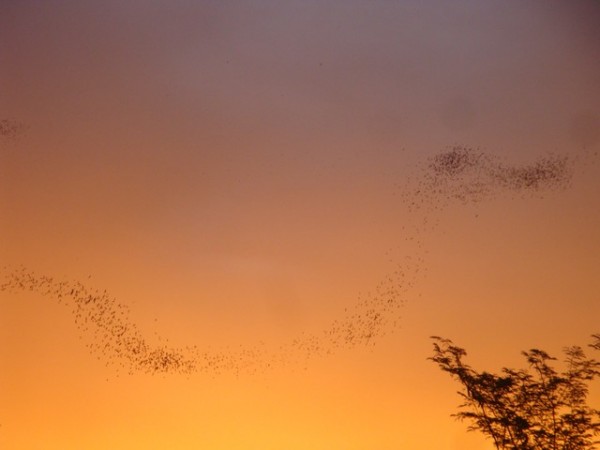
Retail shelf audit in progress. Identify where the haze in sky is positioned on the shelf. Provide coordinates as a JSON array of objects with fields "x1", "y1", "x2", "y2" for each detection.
[{"x1": 1, "y1": 1, "x2": 599, "y2": 449}]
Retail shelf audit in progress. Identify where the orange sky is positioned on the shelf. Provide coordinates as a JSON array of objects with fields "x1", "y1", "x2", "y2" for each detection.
[{"x1": 1, "y1": 1, "x2": 599, "y2": 449}]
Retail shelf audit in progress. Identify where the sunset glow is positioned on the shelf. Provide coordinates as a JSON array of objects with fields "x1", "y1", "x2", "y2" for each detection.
[{"x1": 1, "y1": 2, "x2": 599, "y2": 449}]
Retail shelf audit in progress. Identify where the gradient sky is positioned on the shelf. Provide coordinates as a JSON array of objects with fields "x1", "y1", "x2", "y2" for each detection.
[{"x1": 1, "y1": 1, "x2": 600, "y2": 449}]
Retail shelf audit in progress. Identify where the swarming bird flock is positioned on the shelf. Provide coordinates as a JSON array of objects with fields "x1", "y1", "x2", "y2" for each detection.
[{"x1": 0, "y1": 142, "x2": 582, "y2": 377}]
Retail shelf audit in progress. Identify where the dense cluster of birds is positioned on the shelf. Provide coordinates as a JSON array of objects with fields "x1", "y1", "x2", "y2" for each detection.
[
  {"x1": 407, "y1": 145, "x2": 572, "y2": 213},
  {"x1": 279, "y1": 253, "x2": 426, "y2": 368},
  {"x1": 0, "y1": 267, "x2": 200, "y2": 375},
  {"x1": 0, "y1": 118, "x2": 27, "y2": 141},
  {"x1": 0, "y1": 142, "x2": 585, "y2": 377},
  {"x1": 0, "y1": 256, "x2": 423, "y2": 376}
]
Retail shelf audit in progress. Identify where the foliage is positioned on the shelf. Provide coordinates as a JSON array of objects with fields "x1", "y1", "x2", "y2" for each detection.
[{"x1": 430, "y1": 335, "x2": 600, "y2": 450}]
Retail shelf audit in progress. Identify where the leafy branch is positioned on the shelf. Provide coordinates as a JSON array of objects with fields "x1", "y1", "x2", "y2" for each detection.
[{"x1": 430, "y1": 335, "x2": 600, "y2": 450}]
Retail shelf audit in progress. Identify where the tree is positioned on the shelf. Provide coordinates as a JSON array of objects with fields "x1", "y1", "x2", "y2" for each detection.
[{"x1": 430, "y1": 335, "x2": 600, "y2": 450}]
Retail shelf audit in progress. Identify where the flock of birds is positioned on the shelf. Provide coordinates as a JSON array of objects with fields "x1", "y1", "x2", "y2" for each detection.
[
  {"x1": 0, "y1": 125, "x2": 583, "y2": 376},
  {"x1": 0, "y1": 257, "x2": 424, "y2": 376},
  {"x1": 412, "y1": 145, "x2": 571, "y2": 210},
  {"x1": 0, "y1": 119, "x2": 27, "y2": 142}
]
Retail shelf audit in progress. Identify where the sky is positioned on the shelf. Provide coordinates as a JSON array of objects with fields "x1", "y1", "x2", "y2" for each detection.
[{"x1": 1, "y1": 1, "x2": 599, "y2": 449}]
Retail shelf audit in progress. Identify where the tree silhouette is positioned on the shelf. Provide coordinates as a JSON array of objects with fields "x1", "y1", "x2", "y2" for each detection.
[{"x1": 430, "y1": 335, "x2": 600, "y2": 449}]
